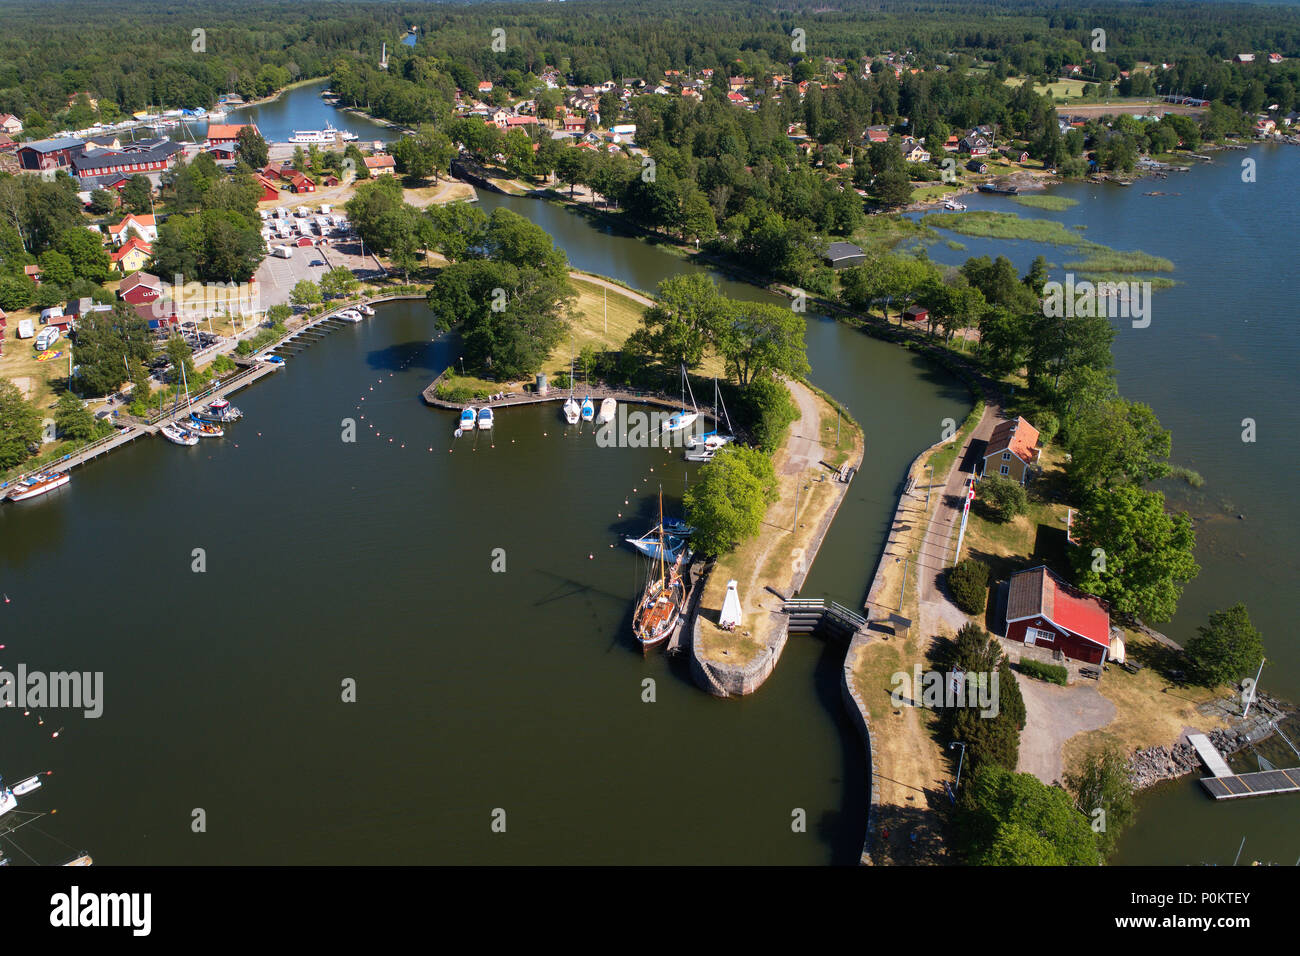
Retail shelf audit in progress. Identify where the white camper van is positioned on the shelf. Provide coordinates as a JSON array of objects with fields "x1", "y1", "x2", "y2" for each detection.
[
  {"x1": 271, "y1": 245, "x2": 293, "y2": 259},
  {"x1": 35, "y1": 326, "x2": 60, "y2": 351}
]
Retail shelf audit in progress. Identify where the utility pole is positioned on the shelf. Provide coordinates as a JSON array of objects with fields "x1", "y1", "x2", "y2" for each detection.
[
  {"x1": 1243, "y1": 657, "x2": 1265, "y2": 718},
  {"x1": 950, "y1": 741, "x2": 967, "y2": 790}
]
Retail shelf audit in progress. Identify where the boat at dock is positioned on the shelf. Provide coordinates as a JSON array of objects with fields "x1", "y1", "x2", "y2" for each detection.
[
  {"x1": 685, "y1": 378, "x2": 734, "y2": 456},
  {"x1": 194, "y1": 398, "x2": 242, "y2": 423},
  {"x1": 459, "y1": 407, "x2": 477, "y2": 432},
  {"x1": 662, "y1": 364, "x2": 699, "y2": 433},
  {"x1": 597, "y1": 397, "x2": 617, "y2": 424},
  {"x1": 632, "y1": 490, "x2": 687, "y2": 652},
  {"x1": 627, "y1": 530, "x2": 689, "y2": 561},
  {"x1": 580, "y1": 395, "x2": 594, "y2": 422},
  {"x1": 940, "y1": 197, "x2": 968, "y2": 210},
  {"x1": 186, "y1": 416, "x2": 224, "y2": 438},
  {"x1": 11, "y1": 776, "x2": 42, "y2": 796},
  {"x1": 977, "y1": 182, "x2": 1019, "y2": 195},
  {"x1": 6, "y1": 471, "x2": 70, "y2": 502},
  {"x1": 562, "y1": 396, "x2": 581, "y2": 424},
  {"x1": 477, "y1": 407, "x2": 494, "y2": 429},
  {"x1": 337, "y1": 310, "x2": 363, "y2": 323},
  {"x1": 357, "y1": 304, "x2": 375, "y2": 316},
  {"x1": 160, "y1": 422, "x2": 198, "y2": 446},
  {"x1": 288, "y1": 122, "x2": 358, "y2": 144}
]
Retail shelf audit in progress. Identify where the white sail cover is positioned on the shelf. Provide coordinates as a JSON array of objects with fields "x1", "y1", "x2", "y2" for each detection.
[{"x1": 719, "y1": 580, "x2": 742, "y2": 629}]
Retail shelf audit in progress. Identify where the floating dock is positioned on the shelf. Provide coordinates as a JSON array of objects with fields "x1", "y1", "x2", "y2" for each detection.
[{"x1": 1190, "y1": 732, "x2": 1300, "y2": 800}]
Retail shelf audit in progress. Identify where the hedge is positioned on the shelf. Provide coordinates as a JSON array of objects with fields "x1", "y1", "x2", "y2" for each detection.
[{"x1": 1018, "y1": 659, "x2": 1069, "y2": 685}]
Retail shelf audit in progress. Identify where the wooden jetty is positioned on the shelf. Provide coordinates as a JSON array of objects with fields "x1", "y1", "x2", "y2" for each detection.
[
  {"x1": 422, "y1": 374, "x2": 719, "y2": 426},
  {"x1": 1189, "y1": 732, "x2": 1300, "y2": 801}
]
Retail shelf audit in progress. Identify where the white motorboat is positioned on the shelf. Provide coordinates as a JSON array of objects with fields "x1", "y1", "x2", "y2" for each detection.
[
  {"x1": 580, "y1": 395, "x2": 595, "y2": 422},
  {"x1": 597, "y1": 397, "x2": 617, "y2": 424},
  {"x1": 160, "y1": 422, "x2": 198, "y2": 446},
  {"x1": 685, "y1": 378, "x2": 735, "y2": 452},
  {"x1": 6, "y1": 471, "x2": 70, "y2": 502},
  {"x1": 477, "y1": 406, "x2": 494, "y2": 429},
  {"x1": 0, "y1": 788, "x2": 15, "y2": 818},
  {"x1": 186, "y1": 416, "x2": 224, "y2": 438},
  {"x1": 11, "y1": 776, "x2": 42, "y2": 796},
  {"x1": 357, "y1": 304, "x2": 375, "y2": 316},
  {"x1": 195, "y1": 398, "x2": 242, "y2": 422},
  {"x1": 460, "y1": 407, "x2": 477, "y2": 431},
  {"x1": 337, "y1": 310, "x2": 363, "y2": 323},
  {"x1": 941, "y1": 198, "x2": 968, "y2": 210}
]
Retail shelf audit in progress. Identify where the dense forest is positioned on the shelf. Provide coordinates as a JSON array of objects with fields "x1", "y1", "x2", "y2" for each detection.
[{"x1": 1, "y1": 0, "x2": 1298, "y2": 134}]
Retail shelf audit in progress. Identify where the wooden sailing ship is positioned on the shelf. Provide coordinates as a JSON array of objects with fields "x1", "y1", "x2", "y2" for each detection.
[{"x1": 633, "y1": 489, "x2": 686, "y2": 652}]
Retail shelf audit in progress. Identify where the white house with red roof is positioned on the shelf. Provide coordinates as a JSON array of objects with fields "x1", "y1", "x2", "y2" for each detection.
[
  {"x1": 981, "y1": 416, "x2": 1041, "y2": 484},
  {"x1": 107, "y1": 213, "x2": 157, "y2": 246},
  {"x1": 1003, "y1": 566, "x2": 1112, "y2": 665}
]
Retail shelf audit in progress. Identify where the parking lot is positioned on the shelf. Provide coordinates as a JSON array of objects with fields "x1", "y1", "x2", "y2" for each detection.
[{"x1": 254, "y1": 244, "x2": 332, "y2": 309}]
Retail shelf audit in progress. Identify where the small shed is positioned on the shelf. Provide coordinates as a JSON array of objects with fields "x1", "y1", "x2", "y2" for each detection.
[
  {"x1": 966, "y1": 159, "x2": 988, "y2": 174},
  {"x1": 903, "y1": 305, "x2": 929, "y2": 323},
  {"x1": 824, "y1": 241, "x2": 867, "y2": 269}
]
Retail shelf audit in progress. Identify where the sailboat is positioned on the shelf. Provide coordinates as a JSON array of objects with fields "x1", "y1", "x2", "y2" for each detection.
[
  {"x1": 561, "y1": 353, "x2": 580, "y2": 424},
  {"x1": 686, "y1": 378, "x2": 735, "y2": 459},
  {"x1": 661, "y1": 364, "x2": 699, "y2": 433},
  {"x1": 581, "y1": 395, "x2": 595, "y2": 422},
  {"x1": 161, "y1": 360, "x2": 200, "y2": 446},
  {"x1": 632, "y1": 489, "x2": 687, "y2": 651}
]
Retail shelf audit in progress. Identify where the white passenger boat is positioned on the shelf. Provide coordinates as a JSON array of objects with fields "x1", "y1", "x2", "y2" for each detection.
[
  {"x1": 597, "y1": 397, "x2": 617, "y2": 424},
  {"x1": 477, "y1": 407, "x2": 494, "y2": 429},
  {"x1": 288, "y1": 122, "x2": 358, "y2": 144},
  {"x1": 195, "y1": 398, "x2": 242, "y2": 423},
  {"x1": 160, "y1": 422, "x2": 198, "y2": 446},
  {"x1": 7, "y1": 471, "x2": 70, "y2": 502},
  {"x1": 186, "y1": 416, "x2": 224, "y2": 438}
]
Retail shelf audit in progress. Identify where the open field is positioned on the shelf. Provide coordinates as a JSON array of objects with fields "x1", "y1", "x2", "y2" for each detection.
[{"x1": 1005, "y1": 76, "x2": 1091, "y2": 99}]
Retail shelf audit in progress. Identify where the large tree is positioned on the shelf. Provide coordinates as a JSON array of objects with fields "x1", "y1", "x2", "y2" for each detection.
[
  {"x1": 1070, "y1": 484, "x2": 1198, "y2": 623},
  {"x1": 1065, "y1": 744, "x2": 1137, "y2": 859},
  {"x1": 715, "y1": 301, "x2": 809, "y2": 387},
  {"x1": 683, "y1": 445, "x2": 778, "y2": 557},
  {"x1": 1067, "y1": 397, "x2": 1171, "y2": 490},
  {"x1": 0, "y1": 377, "x2": 42, "y2": 469},
  {"x1": 627, "y1": 273, "x2": 728, "y2": 370},
  {"x1": 1185, "y1": 603, "x2": 1265, "y2": 688},
  {"x1": 958, "y1": 764, "x2": 1100, "y2": 866}
]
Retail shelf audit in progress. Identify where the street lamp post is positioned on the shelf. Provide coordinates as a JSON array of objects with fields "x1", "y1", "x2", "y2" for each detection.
[{"x1": 950, "y1": 741, "x2": 967, "y2": 790}]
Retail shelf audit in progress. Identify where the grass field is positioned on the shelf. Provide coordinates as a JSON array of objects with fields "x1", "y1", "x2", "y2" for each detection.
[
  {"x1": 1064, "y1": 250, "x2": 1175, "y2": 273},
  {"x1": 921, "y1": 210, "x2": 1099, "y2": 246},
  {"x1": 1012, "y1": 195, "x2": 1080, "y2": 211},
  {"x1": 1004, "y1": 76, "x2": 1091, "y2": 100}
]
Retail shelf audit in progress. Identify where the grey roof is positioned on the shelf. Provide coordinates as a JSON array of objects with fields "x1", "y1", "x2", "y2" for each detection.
[
  {"x1": 19, "y1": 136, "x2": 85, "y2": 153},
  {"x1": 1006, "y1": 566, "x2": 1048, "y2": 622},
  {"x1": 825, "y1": 241, "x2": 865, "y2": 262}
]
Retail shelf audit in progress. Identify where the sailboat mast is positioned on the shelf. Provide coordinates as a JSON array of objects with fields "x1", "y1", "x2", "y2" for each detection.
[{"x1": 658, "y1": 488, "x2": 665, "y2": 584}]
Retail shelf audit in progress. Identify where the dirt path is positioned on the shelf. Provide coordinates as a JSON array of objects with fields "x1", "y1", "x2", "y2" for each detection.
[
  {"x1": 568, "y1": 272, "x2": 654, "y2": 308},
  {"x1": 1015, "y1": 675, "x2": 1116, "y2": 784}
]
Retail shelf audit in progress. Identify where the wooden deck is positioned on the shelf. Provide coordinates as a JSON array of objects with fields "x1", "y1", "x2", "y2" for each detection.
[
  {"x1": 421, "y1": 376, "x2": 719, "y2": 425},
  {"x1": 1189, "y1": 733, "x2": 1234, "y2": 778}
]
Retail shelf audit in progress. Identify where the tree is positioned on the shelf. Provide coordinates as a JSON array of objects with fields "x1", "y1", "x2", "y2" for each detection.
[
  {"x1": 236, "y1": 127, "x2": 269, "y2": 169},
  {"x1": 715, "y1": 301, "x2": 809, "y2": 387},
  {"x1": 0, "y1": 276, "x2": 34, "y2": 312},
  {"x1": 732, "y1": 376, "x2": 799, "y2": 454},
  {"x1": 1065, "y1": 744, "x2": 1136, "y2": 858},
  {"x1": 1185, "y1": 603, "x2": 1265, "y2": 688},
  {"x1": 319, "y1": 267, "x2": 359, "y2": 299},
  {"x1": 87, "y1": 189, "x2": 117, "y2": 215},
  {"x1": 55, "y1": 227, "x2": 112, "y2": 282},
  {"x1": 840, "y1": 253, "x2": 940, "y2": 323},
  {"x1": 121, "y1": 175, "x2": 154, "y2": 215},
  {"x1": 554, "y1": 148, "x2": 591, "y2": 199},
  {"x1": 1067, "y1": 397, "x2": 1170, "y2": 491},
  {"x1": 165, "y1": 334, "x2": 194, "y2": 385},
  {"x1": 683, "y1": 445, "x2": 778, "y2": 557},
  {"x1": 68, "y1": 304, "x2": 152, "y2": 397},
  {"x1": 0, "y1": 378, "x2": 42, "y2": 469},
  {"x1": 290, "y1": 279, "x2": 322, "y2": 308},
  {"x1": 1070, "y1": 484, "x2": 1198, "y2": 623},
  {"x1": 958, "y1": 764, "x2": 1100, "y2": 866},
  {"x1": 36, "y1": 249, "x2": 75, "y2": 288},
  {"x1": 53, "y1": 391, "x2": 101, "y2": 443},
  {"x1": 976, "y1": 473, "x2": 1028, "y2": 522},
  {"x1": 627, "y1": 273, "x2": 727, "y2": 370},
  {"x1": 947, "y1": 559, "x2": 990, "y2": 614}
]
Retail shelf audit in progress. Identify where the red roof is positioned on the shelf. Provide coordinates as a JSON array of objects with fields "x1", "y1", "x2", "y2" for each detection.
[
  {"x1": 984, "y1": 416, "x2": 1040, "y2": 465},
  {"x1": 206, "y1": 124, "x2": 251, "y2": 141},
  {"x1": 1007, "y1": 566, "x2": 1110, "y2": 647},
  {"x1": 110, "y1": 236, "x2": 152, "y2": 262}
]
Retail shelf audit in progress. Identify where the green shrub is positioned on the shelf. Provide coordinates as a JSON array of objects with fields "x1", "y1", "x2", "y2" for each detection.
[
  {"x1": 1017, "y1": 658, "x2": 1068, "y2": 685},
  {"x1": 733, "y1": 376, "x2": 798, "y2": 454},
  {"x1": 948, "y1": 558, "x2": 990, "y2": 614}
]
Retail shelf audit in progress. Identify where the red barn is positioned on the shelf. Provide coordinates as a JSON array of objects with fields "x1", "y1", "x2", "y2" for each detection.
[{"x1": 1004, "y1": 566, "x2": 1111, "y2": 665}]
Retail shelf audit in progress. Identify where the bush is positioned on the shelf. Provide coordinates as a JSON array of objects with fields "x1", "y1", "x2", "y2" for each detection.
[
  {"x1": 948, "y1": 558, "x2": 990, "y2": 614},
  {"x1": 1017, "y1": 659, "x2": 1068, "y2": 685},
  {"x1": 977, "y1": 472, "x2": 1028, "y2": 522}
]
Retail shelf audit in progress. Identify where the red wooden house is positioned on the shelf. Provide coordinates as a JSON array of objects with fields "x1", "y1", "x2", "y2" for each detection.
[
  {"x1": 118, "y1": 271, "x2": 164, "y2": 305},
  {"x1": 289, "y1": 173, "x2": 316, "y2": 193},
  {"x1": 255, "y1": 174, "x2": 280, "y2": 202},
  {"x1": 1003, "y1": 566, "x2": 1111, "y2": 665}
]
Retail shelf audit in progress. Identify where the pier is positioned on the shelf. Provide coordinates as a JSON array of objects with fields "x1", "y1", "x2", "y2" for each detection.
[
  {"x1": 1189, "y1": 732, "x2": 1300, "y2": 800},
  {"x1": 421, "y1": 374, "x2": 719, "y2": 425}
]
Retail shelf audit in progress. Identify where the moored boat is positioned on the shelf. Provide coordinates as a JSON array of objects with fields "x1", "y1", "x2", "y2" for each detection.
[
  {"x1": 186, "y1": 416, "x2": 224, "y2": 438},
  {"x1": 357, "y1": 304, "x2": 375, "y2": 316},
  {"x1": 662, "y1": 364, "x2": 700, "y2": 433},
  {"x1": 597, "y1": 397, "x2": 617, "y2": 424},
  {"x1": 11, "y1": 775, "x2": 42, "y2": 796},
  {"x1": 6, "y1": 471, "x2": 70, "y2": 502},
  {"x1": 337, "y1": 310, "x2": 363, "y2": 323},
  {"x1": 195, "y1": 398, "x2": 242, "y2": 422},
  {"x1": 626, "y1": 531, "x2": 688, "y2": 561},
  {"x1": 477, "y1": 406, "x2": 494, "y2": 429},
  {"x1": 562, "y1": 396, "x2": 581, "y2": 424},
  {"x1": 633, "y1": 491, "x2": 686, "y2": 652},
  {"x1": 460, "y1": 407, "x2": 477, "y2": 431},
  {"x1": 581, "y1": 395, "x2": 594, "y2": 422},
  {"x1": 160, "y1": 422, "x2": 198, "y2": 446}
]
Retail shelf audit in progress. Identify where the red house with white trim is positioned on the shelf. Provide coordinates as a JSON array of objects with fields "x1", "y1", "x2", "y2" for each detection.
[{"x1": 1003, "y1": 566, "x2": 1111, "y2": 665}]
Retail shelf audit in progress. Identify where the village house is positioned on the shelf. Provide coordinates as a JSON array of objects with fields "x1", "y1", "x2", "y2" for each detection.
[
  {"x1": 289, "y1": 172, "x2": 316, "y2": 193},
  {"x1": 117, "y1": 271, "x2": 164, "y2": 305},
  {"x1": 107, "y1": 213, "x2": 157, "y2": 246},
  {"x1": 1001, "y1": 147, "x2": 1030, "y2": 163},
  {"x1": 23, "y1": 264, "x2": 43, "y2": 285},
  {"x1": 110, "y1": 236, "x2": 152, "y2": 274},
  {"x1": 1003, "y1": 566, "x2": 1112, "y2": 665},
  {"x1": 966, "y1": 158, "x2": 988, "y2": 174},
  {"x1": 204, "y1": 123, "x2": 256, "y2": 148},
  {"x1": 901, "y1": 141, "x2": 931, "y2": 163},
  {"x1": 865, "y1": 125, "x2": 891, "y2": 144},
  {"x1": 1234, "y1": 53, "x2": 1255, "y2": 64},
  {"x1": 0, "y1": 113, "x2": 22, "y2": 135},
  {"x1": 981, "y1": 415, "x2": 1041, "y2": 483},
  {"x1": 16, "y1": 137, "x2": 83, "y2": 172},
  {"x1": 363, "y1": 155, "x2": 396, "y2": 176},
  {"x1": 477, "y1": 81, "x2": 494, "y2": 94},
  {"x1": 255, "y1": 173, "x2": 280, "y2": 202},
  {"x1": 903, "y1": 305, "x2": 929, "y2": 323},
  {"x1": 959, "y1": 132, "x2": 991, "y2": 155},
  {"x1": 824, "y1": 241, "x2": 867, "y2": 269}
]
